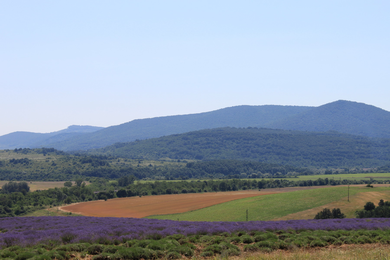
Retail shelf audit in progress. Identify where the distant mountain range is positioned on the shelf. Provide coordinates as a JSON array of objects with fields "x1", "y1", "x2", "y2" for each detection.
[
  {"x1": 0, "y1": 125, "x2": 103, "y2": 150},
  {"x1": 1, "y1": 100, "x2": 390, "y2": 151}
]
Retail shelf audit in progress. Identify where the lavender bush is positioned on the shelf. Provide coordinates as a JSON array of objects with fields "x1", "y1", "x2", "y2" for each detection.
[{"x1": 1, "y1": 216, "x2": 390, "y2": 248}]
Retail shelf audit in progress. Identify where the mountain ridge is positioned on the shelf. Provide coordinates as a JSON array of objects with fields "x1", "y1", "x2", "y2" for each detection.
[{"x1": 2, "y1": 100, "x2": 390, "y2": 151}]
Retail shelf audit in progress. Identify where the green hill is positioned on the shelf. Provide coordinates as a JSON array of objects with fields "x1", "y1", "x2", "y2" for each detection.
[
  {"x1": 38, "y1": 105, "x2": 310, "y2": 151},
  {"x1": 268, "y1": 100, "x2": 390, "y2": 138},
  {"x1": 90, "y1": 127, "x2": 390, "y2": 168}
]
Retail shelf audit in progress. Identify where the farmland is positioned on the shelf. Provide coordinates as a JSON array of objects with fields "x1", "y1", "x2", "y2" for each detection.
[
  {"x1": 60, "y1": 190, "x2": 279, "y2": 218},
  {"x1": 59, "y1": 185, "x2": 390, "y2": 221},
  {"x1": 275, "y1": 172, "x2": 390, "y2": 182},
  {"x1": 148, "y1": 185, "x2": 390, "y2": 221},
  {"x1": 0, "y1": 181, "x2": 76, "y2": 191}
]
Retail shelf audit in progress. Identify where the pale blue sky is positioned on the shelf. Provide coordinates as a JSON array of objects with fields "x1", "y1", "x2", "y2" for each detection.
[{"x1": 1, "y1": 1, "x2": 389, "y2": 136}]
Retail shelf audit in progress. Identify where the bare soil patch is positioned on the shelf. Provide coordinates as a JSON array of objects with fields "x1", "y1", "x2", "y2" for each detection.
[
  {"x1": 60, "y1": 186, "x2": 344, "y2": 218},
  {"x1": 61, "y1": 190, "x2": 283, "y2": 218}
]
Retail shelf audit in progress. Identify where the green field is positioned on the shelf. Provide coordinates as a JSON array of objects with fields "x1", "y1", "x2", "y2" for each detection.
[
  {"x1": 283, "y1": 172, "x2": 390, "y2": 181},
  {"x1": 137, "y1": 172, "x2": 390, "y2": 183},
  {"x1": 147, "y1": 186, "x2": 390, "y2": 221}
]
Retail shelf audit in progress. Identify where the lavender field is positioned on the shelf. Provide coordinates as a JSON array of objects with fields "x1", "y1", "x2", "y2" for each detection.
[{"x1": 2, "y1": 216, "x2": 390, "y2": 248}]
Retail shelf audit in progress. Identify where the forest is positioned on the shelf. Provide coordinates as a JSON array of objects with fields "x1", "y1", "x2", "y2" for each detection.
[{"x1": 89, "y1": 127, "x2": 390, "y2": 168}]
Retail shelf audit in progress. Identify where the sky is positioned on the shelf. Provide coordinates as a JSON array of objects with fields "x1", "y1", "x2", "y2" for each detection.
[{"x1": 1, "y1": 1, "x2": 389, "y2": 136}]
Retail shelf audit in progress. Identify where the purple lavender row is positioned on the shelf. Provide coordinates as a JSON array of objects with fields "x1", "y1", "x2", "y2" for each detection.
[{"x1": 1, "y1": 217, "x2": 390, "y2": 248}]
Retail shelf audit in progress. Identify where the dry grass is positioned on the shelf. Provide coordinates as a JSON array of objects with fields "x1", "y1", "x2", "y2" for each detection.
[
  {"x1": 0, "y1": 181, "x2": 90, "y2": 191},
  {"x1": 68, "y1": 244, "x2": 390, "y2": 259},
  {"x1": 275, "y1": 187, "x2": 390, "y2": 220},
  {"x1": 226, "y1": 244, "x2": 390, "y2": 260}
]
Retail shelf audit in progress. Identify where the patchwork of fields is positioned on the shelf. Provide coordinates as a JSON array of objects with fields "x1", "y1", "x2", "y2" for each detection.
[
  {"x1": 60, "y1": 189, "x2": 280, "y2": 218},
  {"x1": 60, "y1": 184, "x2": 390, "y2": 221}
]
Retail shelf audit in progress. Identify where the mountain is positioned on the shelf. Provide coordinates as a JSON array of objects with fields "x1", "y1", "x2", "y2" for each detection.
[
  {"x1": 267, "y1": 100, "x2": 390, "y2": 138},
  {"x1": 89, "y1": 127, "x2": 390, "y2": 168},
  {"x1": 2, "y1": 100, "x2": 390, "y2": 151},
  {"x1": 0, "y1": 125, "x2": 103, "y2": 150},
  {"x1": 28, "y1": 105, "x2": 311, "y2": 151}
]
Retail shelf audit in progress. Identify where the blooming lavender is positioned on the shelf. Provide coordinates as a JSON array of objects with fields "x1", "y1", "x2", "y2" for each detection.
[{"x1": 1, "y1": 216, "x2": 390, "y2": 248}]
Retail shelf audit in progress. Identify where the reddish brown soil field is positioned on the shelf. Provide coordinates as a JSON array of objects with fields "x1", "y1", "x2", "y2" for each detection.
[
  {"x1": 61, "y1": 190, "x2": 282, "y2": 218},
  {"x1": 60, "y1": 186, "x2": 359, "y2": 218}
]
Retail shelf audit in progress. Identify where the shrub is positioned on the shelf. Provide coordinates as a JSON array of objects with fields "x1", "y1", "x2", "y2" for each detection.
[
  {"x1": 134, "y1": 240, "x2": 152, "y2": 248},
  {"x1": 0, "y1": 250, "x2": 17, "y2": 258},
  {"x1": 166, "y1": 251, "x2": 181, "y2": 259},
  {"x1": 256, "y1": 241, "x2": 272, "y2": 248},
  {"x1": 309, "y1": 240, "x2": 327, "y2": 247},
  {"x1": 204, "y1": 244, "x2": 223, "y2": 254},
  {"x1": 167, "y1": 234, "x2": 185, "y2": 241},
  {"x1": 211, "y1": 236, "x2": 224, "y2": 244},
  {"x1": 244, "y1": 244, "x2": 259, "y2": 252},
  {"x1": 254, "y1": 234, "x2": 268, "y2": 242},
  {"x1": 230, "y1": 236, "x2": 241, "y2": 244},
  {"x1": 93, "y1": 253, "x2": 115, "y2": 260},
  {"x1": 102, "y1": 245, "x2": 119, "y2": 253},
  {"x1": 87, "y1": 244, "x2": 104, "y2": 255},
  {"x1": 241, "y1": 235, "x2": 254, "y2": 244},
  {"x1": 236, "y1": 231, "x2": 247, "y2": 237},
  {"x1": 170, "y1": 245, "x2": 194, "y2": 257},
  {"x1": 224, "y1": 248, "x2": 241, "y2": 256},
  {"x1": 200, "y1": 250, "x2": 214, "y2": 257}
]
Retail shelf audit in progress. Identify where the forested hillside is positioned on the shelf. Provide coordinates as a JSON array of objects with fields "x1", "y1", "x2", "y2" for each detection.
[
  {"x1": 2, "y1": 100, "x2": 390, "y2": 152},
  {"x1": 268, "y1": 100, "x2": 390, "y2": 138},
  {"x1": 31, "y1": 105, "x2": 310, "y2": 151},
  {"x1": 90, "y1": 127, "x2": 390, "y2": 168},
  {"x1": 0, "y1": 148, "x2": 313, "y2": 181}
]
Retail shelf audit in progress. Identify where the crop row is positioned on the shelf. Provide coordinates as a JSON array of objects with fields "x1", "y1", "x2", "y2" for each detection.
[
  {"x1": 2, "y1": 227, "x2": 390, "y2": 259},
  {"x1": 2, "y1": 216, "x2": 390, "y2": 249}
]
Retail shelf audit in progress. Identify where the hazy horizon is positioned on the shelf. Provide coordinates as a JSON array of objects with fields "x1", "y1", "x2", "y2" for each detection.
[{"x1": 1, "y1": 1, "x2": 389, "y2": 136}]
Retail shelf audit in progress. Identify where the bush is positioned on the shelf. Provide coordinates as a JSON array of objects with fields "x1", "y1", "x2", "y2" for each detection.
[
  {"x1": 309, "y1": 240, "x2": 327, "y2": 247},
  {"x1": 166, "y1": 251, "x2": 181, "y2": 259},
  {"x1": 314, "y1": 208, "x2": 345, "y2": 219},
  {"x1": 241, "y1": 235, "x2": 254, "y2": 244},
  {"x1": 204, "y1": 244, "x2": 223, "y2": 254},
  {"x1": 200, "y1": 250, "x2": 214, "y2": 257},
  {"x1": 244, "y1": 244, "x2": 259, "y2": 252},
  {"x1": 87, "y1": 244, "x2": 104, "y2": 255},
  {"x1": 169, "y1": 245, "x2": 194, "y2": 257}
]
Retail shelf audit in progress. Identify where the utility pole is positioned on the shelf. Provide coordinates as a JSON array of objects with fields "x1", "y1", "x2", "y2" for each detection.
[
  {"x1": 246, "y1": 209, "x2": 248, "y2": 221},
  {"x1": 348, "y1": 185, "x2": 350, "y2": 202}
]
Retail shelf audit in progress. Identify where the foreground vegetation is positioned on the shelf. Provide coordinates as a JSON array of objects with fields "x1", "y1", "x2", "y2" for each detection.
[{"x1": 2, "y1": 217, "x2": 390, "y2": 259}]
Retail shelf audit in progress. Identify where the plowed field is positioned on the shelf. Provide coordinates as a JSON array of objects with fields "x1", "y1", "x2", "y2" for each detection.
[{"x1": 61, "y1": 190, "x2": 282, "y2": 218}]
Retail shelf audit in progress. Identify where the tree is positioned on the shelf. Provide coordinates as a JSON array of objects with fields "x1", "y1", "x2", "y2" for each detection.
[
  {"x1": 1, "y1": 182, "x2": 30, "y2": 193},
  {"x1": 75, "y1": 179, "x2": 83, "y2": 187},
  {"x1": 64, "y1": 181, "x2": 72, "y2": 187},
  {"x1": 314, "y1": 208, "x2": 333, "y2": 219},
  {"x1": 331, "y1": 208, "x2": 346, "y2": 219},
  {"x1": 364, "y1": 202, "x2": 376, "y2": 211},
  {"x1": 116, "y1": 189, "x2": 127, "y2": 198},
  {"x1": 314, "y1": 208, "x2": 345, "y2": 219}
]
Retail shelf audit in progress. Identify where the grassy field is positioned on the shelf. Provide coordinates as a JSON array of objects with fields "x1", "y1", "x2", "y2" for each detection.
[
  {"x1": 22, "y1": 207, "x2": 80, "y2": 217},
  {"x1": 281, "y1": 172, "x2": 390, "y2": 181},
  {"x1": 135, "y1": 172, "x2": 390, "y2": 183},
  {"x1": 0, "y1": 181, "x2": 90, "y2": 191},
  {"x1": 148, "y1": 185, "x2": 390, "y2": 221}
]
